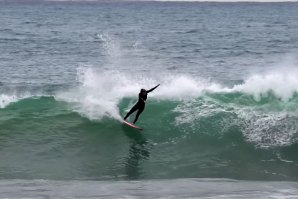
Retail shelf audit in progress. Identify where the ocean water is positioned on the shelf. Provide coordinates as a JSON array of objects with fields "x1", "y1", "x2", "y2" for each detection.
[{"x1": 1, "y1": 1, "x2": 298, "y2": 198}]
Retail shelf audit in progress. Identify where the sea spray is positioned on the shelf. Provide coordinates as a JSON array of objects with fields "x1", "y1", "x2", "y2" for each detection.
[
  {"x1": 55, "y1": 67, "x2": 224, "y2": 120},
  {"x1": 0, "y1": 93, "x2": 33, "y2": 109}
]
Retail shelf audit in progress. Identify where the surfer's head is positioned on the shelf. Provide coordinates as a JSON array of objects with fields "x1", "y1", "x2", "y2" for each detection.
[{"x1": 140, "y1": 88, "x2": 146, "y2": 94}]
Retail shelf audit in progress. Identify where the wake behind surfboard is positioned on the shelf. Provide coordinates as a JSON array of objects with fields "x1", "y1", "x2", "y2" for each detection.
[{"x1": 123, "y1": 120, "x2": 143, "y2": 130}]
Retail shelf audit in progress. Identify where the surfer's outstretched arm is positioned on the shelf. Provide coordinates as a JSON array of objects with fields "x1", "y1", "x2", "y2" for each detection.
[{"x1": 147, "y1": 84, "x2": 160, "y2": 93}]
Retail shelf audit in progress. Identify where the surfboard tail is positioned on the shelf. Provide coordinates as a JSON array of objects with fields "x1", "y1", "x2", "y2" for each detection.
[{"x1": 123, "y1": 120, "x2": 143, "y2": 130}]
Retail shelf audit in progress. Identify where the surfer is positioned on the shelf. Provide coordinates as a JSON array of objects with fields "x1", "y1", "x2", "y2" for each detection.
[{"x1": 124, "y1": 84, "x2": 160, "y2": 124}]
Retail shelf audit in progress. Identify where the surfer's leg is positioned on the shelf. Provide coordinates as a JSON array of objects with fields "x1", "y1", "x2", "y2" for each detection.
[
  {"x1": 124, "y1": 104, "x2": 139, "y2": 120},
  {"x1": 133, "y1": 106, "x2": 144, "y2": 124}
]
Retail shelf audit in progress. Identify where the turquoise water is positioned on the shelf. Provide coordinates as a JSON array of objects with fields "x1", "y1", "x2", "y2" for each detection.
[{"x1": 1, "y1": 1, "x2": 298, "y2": 197}]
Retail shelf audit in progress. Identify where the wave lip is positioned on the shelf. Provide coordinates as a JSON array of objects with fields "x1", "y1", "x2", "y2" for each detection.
[
  {"x1": 232, "y1": 71, "x2": 298, "y2": 102},
  {"x1": 0, "y1": 93, "x2": 32, "y2": 109}
]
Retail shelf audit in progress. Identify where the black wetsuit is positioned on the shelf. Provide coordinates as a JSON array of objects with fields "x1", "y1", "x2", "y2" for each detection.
[{"x1": 124, "y1": 85, "x2": 159, "y2": 124}]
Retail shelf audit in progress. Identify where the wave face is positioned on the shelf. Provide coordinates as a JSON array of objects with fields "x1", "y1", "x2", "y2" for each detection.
[{"x1": 1, "y1": 68, "x2": 298, "y2": 180}]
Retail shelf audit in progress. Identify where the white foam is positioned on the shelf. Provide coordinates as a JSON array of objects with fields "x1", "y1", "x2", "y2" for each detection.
[
  {"x1": 54, "y1": 52, "x2": 298, "y2": 121},
  {"x1": 55, "y1": 66, "x2": 225, "y2": 120},
  {"x1": 57, "y1": 67, "x2": 161, "y2": 121},
  {"x1": 232, "y1": 71, "x2": 298, "y2": 101},
  {"x1": 0, "y1": 94, "x2": 18, "y2": 109},
  {"x1": 0, "y1": 93, "x2": 32, "y2": 109},
  {"x1": 230, "y1": 55, "x2": 298, "y2": 101},
  {"x1": 238, "y1": 109, "x2": 298, "y2": 148},
  {"x1": 154, "y1": 67, "x2": 298, "y2": 102},
  {"x1": 55, "y1": 61, "x2": 298, "y2": 121},
  {"x1": 154, "y1": 75, "x2": 223, "y2": 100}
]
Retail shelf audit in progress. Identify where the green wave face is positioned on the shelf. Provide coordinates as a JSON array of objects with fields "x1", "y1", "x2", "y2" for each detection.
[{"x1": 0, "y1": 92, "x2": 297, "y2": 181}]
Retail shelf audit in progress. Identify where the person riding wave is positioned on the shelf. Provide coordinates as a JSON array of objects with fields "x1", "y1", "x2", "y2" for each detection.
[{"x1": 124, "y1": 84, "x2": 160, "y2": 124}]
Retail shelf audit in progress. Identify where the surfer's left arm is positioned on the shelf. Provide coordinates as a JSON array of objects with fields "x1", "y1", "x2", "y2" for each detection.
[{"x1": 147, "y1": 84, "x2": 160, "y2": 93}]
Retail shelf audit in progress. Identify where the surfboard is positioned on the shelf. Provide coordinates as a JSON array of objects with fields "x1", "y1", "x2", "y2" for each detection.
[{"x1": 123, "y1": 120, "x2": 143, "y2": 130}]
